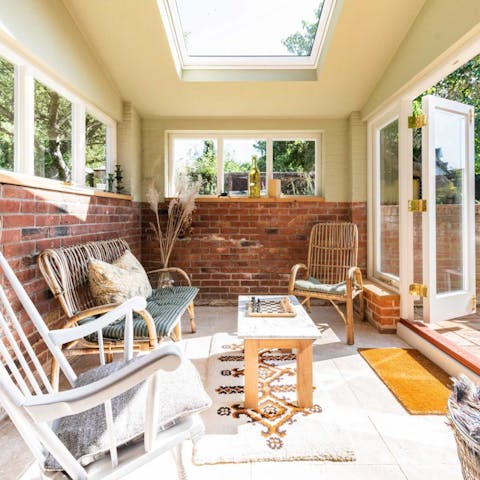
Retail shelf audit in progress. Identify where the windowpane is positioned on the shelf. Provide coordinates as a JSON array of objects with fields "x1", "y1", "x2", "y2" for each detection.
[
  {"x1": 176, "y1": 0, "x2": 323, "y2": 57},
  {"x1": 378, "y1": 120, "x2": 399, "y2": 279},
  {"x1": 273, "y1": 140, "x2": 315, "y2": 195},
  {"x1": 172, "y1": 138, "x2": 217, "y2": 195},
  {"x1": 0, "y1": 57, "x2": 14, "y2": 171},
  {"x1": 223, "y1": 139, "x2": 266, "y2": 195},
  {"x1": 34, "y1": 80, "x2": 72, "y2": 181},
  {"x1": 85, "y1": 113, "x2": 107, "y2": 188}
]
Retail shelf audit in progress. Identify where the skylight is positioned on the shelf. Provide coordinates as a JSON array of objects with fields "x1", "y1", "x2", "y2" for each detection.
[{"x1": 158, "y1": 0, "x2": 339, "y2": 80}]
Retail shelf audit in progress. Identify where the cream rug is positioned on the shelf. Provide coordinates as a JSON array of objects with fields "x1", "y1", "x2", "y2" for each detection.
[{"x1": 192, "y1": 333, "x2": 355, "y2": 465}]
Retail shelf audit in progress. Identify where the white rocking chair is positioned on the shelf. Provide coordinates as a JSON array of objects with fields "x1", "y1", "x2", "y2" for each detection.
[{"x1": 0, "y1": 251, "x2": 209, "y2": 479}]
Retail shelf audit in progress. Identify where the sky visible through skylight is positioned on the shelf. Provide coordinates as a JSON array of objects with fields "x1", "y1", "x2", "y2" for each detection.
[{"x1": 176, "y1": 0, "x2": 323, "y2": 57}]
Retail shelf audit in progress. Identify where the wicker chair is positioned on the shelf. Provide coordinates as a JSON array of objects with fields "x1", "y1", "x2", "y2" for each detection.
[
  {"x1": 38, "y1": 238, "x2": 197, "y2": 388},
  {"x1": 288, "y1": 223, "x2": 364, "y2": 345}
]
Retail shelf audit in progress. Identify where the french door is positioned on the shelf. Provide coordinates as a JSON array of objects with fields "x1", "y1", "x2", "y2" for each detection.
[{"x1": 420, "y1": 95, "x2": 476, "y2": 322}]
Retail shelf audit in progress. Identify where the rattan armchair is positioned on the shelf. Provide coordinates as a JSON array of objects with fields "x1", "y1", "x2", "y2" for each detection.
[{"x1": 288, "y1": 223, "x2": 364, "y2": 345}]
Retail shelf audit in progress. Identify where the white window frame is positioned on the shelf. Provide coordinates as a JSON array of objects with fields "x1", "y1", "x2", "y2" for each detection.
[
  {"x1": 166, "y1": 130, "x2": 323, "y2": 197},
  {"x1": 157, "y1": 0, "x2": 338, "y2": 71},
  {"x1": 0, "y1": 40, "x2": 116, "y2": 189},
  {"x1": 368, "y1": 107, "x2": 400, "y2": 289}
]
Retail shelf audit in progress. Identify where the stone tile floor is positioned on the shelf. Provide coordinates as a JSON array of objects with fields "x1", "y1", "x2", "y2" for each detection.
[{"x1": 0, "y1": 306, "x2": 463, "y2": 479}]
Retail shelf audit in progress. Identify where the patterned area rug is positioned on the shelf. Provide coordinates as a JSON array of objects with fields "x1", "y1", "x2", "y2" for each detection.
[{"x1": 193, "y1": 333, "x2": 355, "y2": 465}]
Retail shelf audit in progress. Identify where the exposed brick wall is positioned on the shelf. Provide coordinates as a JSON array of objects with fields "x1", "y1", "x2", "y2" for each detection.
[
  {"x1": 141, "y1": 200, "x2": 368, "y2": 304},
  {"x1": 0, "y1": 184, "x2": 141, "y2": 365},
  {"x1": 363, "y1": 281, "x2": 400, "y2": 333}
]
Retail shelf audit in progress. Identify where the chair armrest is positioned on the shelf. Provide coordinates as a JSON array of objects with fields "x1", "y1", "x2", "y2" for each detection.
[
  {"x1": 24, "y1": 344, "x2": 183, "y2": 423},
  {"x1": 147, "y1": 267, "x2": 192, "y2": 286},
  {"x1": 49, "y1": 297, "x2": 147, "y2": 346},
  {"x1": 67, "y1": 304, "x2": 124, "y2": 327},
  {"x1": 346, "y1": 267, "x2": 363, "y2": 296},
  {"x1": 289, "y1": 263, "x2": 308, "y2": 293}
]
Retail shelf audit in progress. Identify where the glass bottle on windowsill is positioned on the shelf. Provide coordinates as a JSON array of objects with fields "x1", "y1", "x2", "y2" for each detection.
[{"x1": 248, "y1": 155, "x2": 261, "y2": 198}]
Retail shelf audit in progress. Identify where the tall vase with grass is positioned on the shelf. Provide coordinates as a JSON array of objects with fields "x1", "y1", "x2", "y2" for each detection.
[{"x1": 147, "y1": 175, "x2": 201, "y2": 287}]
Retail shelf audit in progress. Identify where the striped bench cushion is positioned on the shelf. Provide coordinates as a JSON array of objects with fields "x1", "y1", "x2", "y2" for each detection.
[{"x1": 80, "y1": 286, "x2": 199, "y2": 342}]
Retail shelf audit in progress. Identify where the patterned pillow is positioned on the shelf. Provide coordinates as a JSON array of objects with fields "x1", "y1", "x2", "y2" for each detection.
[{"x1": 88, "y1": 257, "x2": 152, "y2": 306}]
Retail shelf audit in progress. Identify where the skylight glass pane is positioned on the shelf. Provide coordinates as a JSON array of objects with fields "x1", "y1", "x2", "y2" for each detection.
[{"x1": 176, "y1": 0, "x2": 324, "y2": 57}]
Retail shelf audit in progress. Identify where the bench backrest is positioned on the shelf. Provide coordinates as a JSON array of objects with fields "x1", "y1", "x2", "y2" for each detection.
[{"x1": 38, "y1": 239, "x2": 130, "y2": 319}]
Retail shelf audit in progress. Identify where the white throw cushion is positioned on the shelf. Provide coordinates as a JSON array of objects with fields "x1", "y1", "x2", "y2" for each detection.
[
  {"x1": 88, "y1": 253, "x2": 152, "y2": 305},
  {"x1": 114, "y1": 250, "x2": 151, "y2": 291}
]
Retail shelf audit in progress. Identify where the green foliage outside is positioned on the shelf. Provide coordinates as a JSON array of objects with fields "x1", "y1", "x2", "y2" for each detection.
[
  {"x1": 85, "y1": 113, "x2": 107, "y2": 186},
  {"x1": 281, "y1": 4, "x2": 324, "y2": 56},
  {"x1": 413, "y1": 54, "x2": 480, "y2": 201},
  {"x1": 186, "y1": 139, "x2": 217, "y2": 194},
  {"x1": 34, "y1": 80, "x2": 72, "y2": 181},
  {"x1": 0, "y1": 58, "x2": 14, "y2": 171}
]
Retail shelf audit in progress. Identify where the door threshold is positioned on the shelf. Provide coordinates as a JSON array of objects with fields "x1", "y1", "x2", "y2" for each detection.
[{"x1": 399, "y1": 319, "x2": 480, "y2": 378}]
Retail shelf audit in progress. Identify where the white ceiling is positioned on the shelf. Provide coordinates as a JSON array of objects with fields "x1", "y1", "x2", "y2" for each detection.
[{"x1": 63, "y1": 0, "x2": 426, "y2": 118}]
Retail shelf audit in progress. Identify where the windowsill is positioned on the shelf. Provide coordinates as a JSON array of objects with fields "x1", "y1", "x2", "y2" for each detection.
[
  {"x1": 0, "y1": 171, "x2": 132, "y2": 201},
  {"x1": 166, "y1": 196, "x2": 325, "y2": 203},
  {"x1": 364, "y1": 278, "x2": 399, "y2": 297},
  {"x1": 366, "y1": 276, "x2": 400, "y2": 294}
]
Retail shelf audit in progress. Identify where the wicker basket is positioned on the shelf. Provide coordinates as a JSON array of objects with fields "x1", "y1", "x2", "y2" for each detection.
[{"x1": 448, "y1": 399, "x2": 480, "y2": 479}]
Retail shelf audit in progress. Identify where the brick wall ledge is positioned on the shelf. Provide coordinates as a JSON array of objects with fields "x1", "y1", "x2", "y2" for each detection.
[
  {"x1": 166, "y1": 196, "x2": 325, "y2": 203},
  {"x1": 399, "y1": 319, "x2": 480, "y2": 376},
  {"x1": 0, "y1": 171, "x2": 132, "y2": 201},
  {"x1": 363, "y1": 279, "x2": 400, "y2": 333}
]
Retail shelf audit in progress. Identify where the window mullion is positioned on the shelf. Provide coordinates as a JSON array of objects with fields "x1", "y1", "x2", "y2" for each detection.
[
  {"x1": 72, "y1": 104, "x2": 85, "y2": 186},
  {"x1": 108, "y1": 122, "x2": 117, "y2": 175},
  {"x1": 266, "y1": 137, "x2": 273, "y2": 182},
  {"x1": 217, "y1": 136, "x2": 223, "y2": 194},
  {"x1": 16, "y1": 65, "x2": 34, "y2": 175}
]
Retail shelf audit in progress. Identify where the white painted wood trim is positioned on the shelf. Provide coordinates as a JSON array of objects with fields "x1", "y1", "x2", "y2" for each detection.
[{"x1": 399, "y1": 99, "x2": 414, "y2": 320}]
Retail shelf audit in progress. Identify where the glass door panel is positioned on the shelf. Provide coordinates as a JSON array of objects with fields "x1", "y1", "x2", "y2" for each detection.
[
  {"x1": 422, "y1": 95, "x2": 475, "y2": 322},
  {"x1": 435, "y1": 111, "x2": 465, "y2": 294}
]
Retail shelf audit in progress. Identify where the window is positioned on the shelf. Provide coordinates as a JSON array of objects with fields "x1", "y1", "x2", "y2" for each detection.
[
  {"x1": 223, "y1": 138, "x2": 266, "y2": 195},
  {"x1": 157, "y1": 0, "x2": 340, "y2": 80},
  {"x1": 171, "y1": 137, "x2": 218, "y2": 194},
  {"x1": 34, "y1": 80, "x2": 72, "y2": 181},
  {"x1": 85, "y1": 113, "x2": 108, "y2": 188},
  {"x1": 273, "y1": 140, "x2": 315, "y2": 195},
  {"x1": 0, "y1": 41, "x2": 116, "y2": 191},
  {"x1": 372, "y1": 116, "x2": 399, "y2": 285},
  {"x1": 167, "y1": 131, "x2": 321, "y2": 197}
]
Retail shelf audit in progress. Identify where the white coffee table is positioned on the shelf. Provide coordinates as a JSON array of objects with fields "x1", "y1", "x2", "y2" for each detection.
[{"x1": 237, "y1": 295, "x2": 320, "y2": 409}]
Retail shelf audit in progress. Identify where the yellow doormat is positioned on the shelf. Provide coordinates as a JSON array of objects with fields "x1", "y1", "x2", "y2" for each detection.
[{"x1": 358, "y1": 348, "x2": 452, "y2": 414}]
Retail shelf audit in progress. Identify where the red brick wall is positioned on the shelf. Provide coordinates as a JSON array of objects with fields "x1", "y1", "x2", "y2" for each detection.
[
  {"x1": 0, "y1": 184, "x2": 141, "y2": 365},
  {"x1": 141, "y1": 200, "x2": 368, "y2": 304}
]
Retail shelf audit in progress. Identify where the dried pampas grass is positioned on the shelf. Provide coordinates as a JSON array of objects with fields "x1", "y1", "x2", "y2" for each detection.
[{"x1": 147, "y1": 175, "x2": 201, "y2": 268}]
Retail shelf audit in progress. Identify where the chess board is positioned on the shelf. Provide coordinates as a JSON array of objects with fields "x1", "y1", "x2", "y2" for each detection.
[{"x1": 247, "y1": 297, "x2": 297, "y2": 317}]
